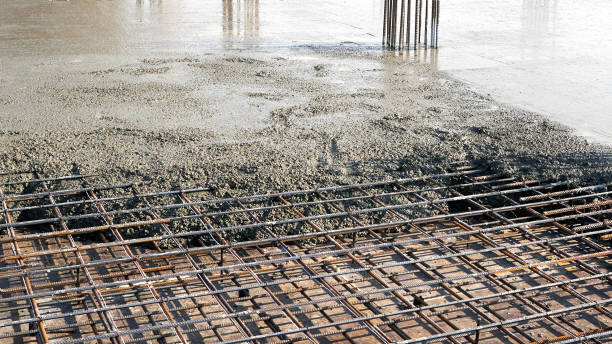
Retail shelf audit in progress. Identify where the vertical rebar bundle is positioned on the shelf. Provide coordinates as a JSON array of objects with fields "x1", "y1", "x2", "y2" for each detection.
[{"x1": 384, "y1": 0, "x2": 439, "y2": 49}]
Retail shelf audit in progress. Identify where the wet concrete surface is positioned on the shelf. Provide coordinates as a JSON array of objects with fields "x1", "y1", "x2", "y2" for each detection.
[
  {"x1": 438, "y1": 0, "x2": 612, "y2": 144},
  {"x1": 3, "y1": 0, "x2": 608, "y2": 143},
  {"x1": 0, "y1": 0, "x2": 610, "y2": 194},
  {"x1": 0, "y1": 0, "x2": 380, "y2": 54}
]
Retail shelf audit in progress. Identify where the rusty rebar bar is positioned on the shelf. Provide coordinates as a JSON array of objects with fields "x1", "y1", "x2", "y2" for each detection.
[{"x1": 0, "y1": 167, "x2": 609, "y2": 343}]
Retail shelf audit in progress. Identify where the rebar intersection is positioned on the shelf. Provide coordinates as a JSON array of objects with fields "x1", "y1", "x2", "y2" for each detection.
[{"x1": 0, "y1": 167, "x2": 610, "y2": 343}]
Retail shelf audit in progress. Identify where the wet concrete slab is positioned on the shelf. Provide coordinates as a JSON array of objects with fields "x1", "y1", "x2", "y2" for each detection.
[
  {"x1": 0, "y1": 0, "x2": 610, "y2": 144},
  {"x1": 437, "y1": 0, "x2": 612, "y2": 144}
]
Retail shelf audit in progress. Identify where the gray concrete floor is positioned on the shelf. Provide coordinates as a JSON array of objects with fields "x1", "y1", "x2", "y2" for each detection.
[{"x1": 1, "y1": 0, "x2": 610, "y2": 144}]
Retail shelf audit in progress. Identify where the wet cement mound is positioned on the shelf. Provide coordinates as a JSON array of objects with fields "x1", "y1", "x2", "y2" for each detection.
[{"x1": 0, "y1": 50, "x2": 609, "y2": 245}]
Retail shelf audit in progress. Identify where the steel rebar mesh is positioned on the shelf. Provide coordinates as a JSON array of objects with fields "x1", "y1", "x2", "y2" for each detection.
[{"x1": 0, "y1": 167, "x2": 610, "y2": 344}]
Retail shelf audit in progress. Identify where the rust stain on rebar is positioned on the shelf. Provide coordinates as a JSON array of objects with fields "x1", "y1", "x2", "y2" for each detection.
[{"x1": 0, "y1": 167, "x2": 610, "y2": 344}]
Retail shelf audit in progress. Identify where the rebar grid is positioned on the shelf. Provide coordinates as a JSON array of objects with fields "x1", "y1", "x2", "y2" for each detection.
[{"x1": 0, "y1": 167, "x2": 610, "y2": 344}]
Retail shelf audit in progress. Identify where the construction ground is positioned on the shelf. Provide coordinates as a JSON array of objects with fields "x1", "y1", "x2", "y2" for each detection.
[{"x1": 0, "y1": 166, "x2": 610, "y2": 344}]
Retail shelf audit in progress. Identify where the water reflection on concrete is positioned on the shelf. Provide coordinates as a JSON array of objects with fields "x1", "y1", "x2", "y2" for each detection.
[
  {"x1": 522, "y1": 0, "x2": 557, "y2": 35},
  {"x1": 222, "y1": 0, "x2": 260, "y2": 48},
  {"x1": 0, "y1": 0, "x2": 381, "y2": 55}
]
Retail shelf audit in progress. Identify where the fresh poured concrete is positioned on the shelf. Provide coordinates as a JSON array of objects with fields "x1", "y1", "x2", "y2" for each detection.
[
  {"x1": 0, "y1": 0, "x2": 609, "y2": 195},
  {"x1": 1, "y1": 0, "x2": 610, "y2": 143}
]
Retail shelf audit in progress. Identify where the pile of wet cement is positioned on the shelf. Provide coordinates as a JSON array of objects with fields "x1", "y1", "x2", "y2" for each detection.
[{"x1": 0, "y1": 50, "x2": 609, "y2": 242}]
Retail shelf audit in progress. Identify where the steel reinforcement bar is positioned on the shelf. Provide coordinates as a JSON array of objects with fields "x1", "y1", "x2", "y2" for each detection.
[{"x1": 0, "y1": 167, "x2": 609, "y2": 343}]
